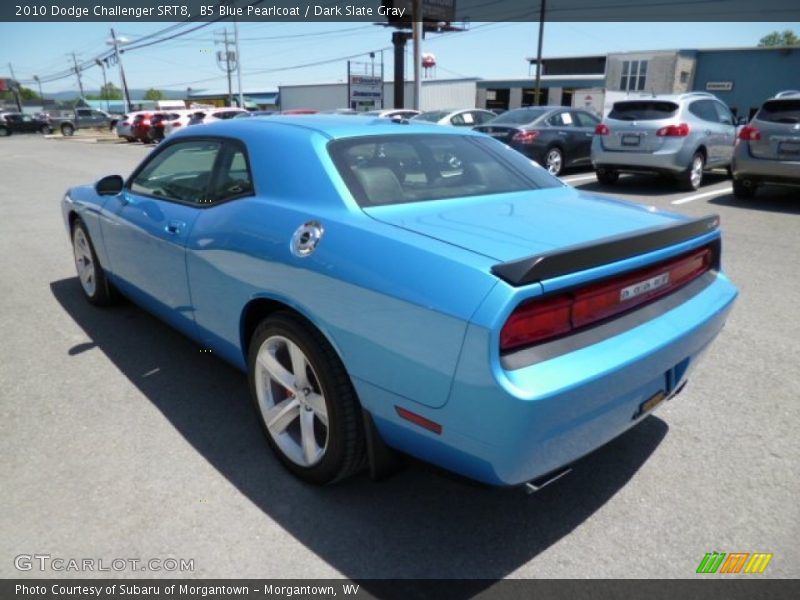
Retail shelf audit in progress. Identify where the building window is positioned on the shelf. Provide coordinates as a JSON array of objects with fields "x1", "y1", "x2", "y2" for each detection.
[
  {"x1": 680, "y1": 70, "x2": 689, "y2": 84},
  {"x1": 620, "y1": 60, "x2": 648, "y2": 91}
]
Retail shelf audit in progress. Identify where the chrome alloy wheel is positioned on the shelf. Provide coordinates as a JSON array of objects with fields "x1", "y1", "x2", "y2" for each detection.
[
  {"x1": 254, "y1": 335, "x2": 329, "y2": 467},
  {"x1": 545, "y1": 148, "x2": 563, "y2": 175},
  {"x1": 72, "y1": 227, "x2": 96, "y2": 297},
  {"x1": 690, "y1": 155, "x2": 704, "y2": 189}
]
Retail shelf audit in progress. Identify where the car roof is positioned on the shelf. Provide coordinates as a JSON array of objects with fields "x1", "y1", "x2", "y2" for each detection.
[{"x1": 171, "y1": 114, "x2": 486, "y2": 141}]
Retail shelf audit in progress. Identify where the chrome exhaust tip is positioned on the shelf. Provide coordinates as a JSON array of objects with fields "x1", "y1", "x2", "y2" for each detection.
[{"x1": 524, "y1": 465, "x2": 572, "y2": 495}]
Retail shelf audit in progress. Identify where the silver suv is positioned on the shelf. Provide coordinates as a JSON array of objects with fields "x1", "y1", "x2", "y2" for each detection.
[
  {"x1": 591, "y1": 92, "x2": 736, "y2": 190},
  {"x1": 732, "y1": 91, "x2": 800, "y2": 198}
]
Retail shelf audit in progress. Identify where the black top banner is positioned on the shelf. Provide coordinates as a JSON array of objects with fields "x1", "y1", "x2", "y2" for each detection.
[{"x1": 3, "y1": 0, "x2": 800, "y2": 22}]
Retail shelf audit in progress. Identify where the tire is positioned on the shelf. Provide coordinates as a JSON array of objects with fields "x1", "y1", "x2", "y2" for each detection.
[
  {"x1": 595, "y1": 168, "x2": 619, "y2": 185},
  {"x1": 61, "y1": 123, "x2": 75, "y2": 137},
  {"x1": 0, "y1": 126, "x2": 10, "y2": 137},
  {"x1": 248, "y1": 312, "x2": 366, "y2": 485},
  {"x1": 544, "y1": 147, "x2": 564, "y2": 176},
  {"x1": 39, "y1": 124, "x2": 52, "y2": 134},
  {"x1": 733, "y1": 178, "x2": 757, "y2": 199},
  {"x1": 679, "y1": 152, "x2": 705, "y2": 191},
  {"x1": 71, "y1": 219, "x2": 116, "y2": 306}
]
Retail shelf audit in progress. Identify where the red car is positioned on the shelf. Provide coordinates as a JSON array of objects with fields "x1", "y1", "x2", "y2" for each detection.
[{"x1": 131, "y1": 113, "x2": 153, "y2": 143}]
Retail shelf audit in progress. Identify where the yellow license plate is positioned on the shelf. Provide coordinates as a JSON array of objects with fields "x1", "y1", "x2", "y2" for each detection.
[{"x1": 635, "y1": 390, "x2": 666, "y2": 419}]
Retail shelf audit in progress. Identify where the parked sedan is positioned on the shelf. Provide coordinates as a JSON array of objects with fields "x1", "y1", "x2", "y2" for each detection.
[
  {"x1": 130, "y1": 113, "x2": 154, "y2": 143},
  {"x1": 187, "y1": 108, "x2": 248, "y2": 126},
  {"x1": 473, "y1": 106, "x2": 600, "y2": 176},
  {"x1": 412, "y1": 108, "x2": 496, "y2": 127},
  {"x1": 732, "y1": 90, "x2": 800, "y2": 198},
  {"x1": 0, "y1": 112, "x2": 52, "y2": 136},
  {"x1": 62, "y1": 116, "x2": 737, "y2": 487},
  {"x1": 115, "y1": 112, "x2": 147, "y2": 142}
]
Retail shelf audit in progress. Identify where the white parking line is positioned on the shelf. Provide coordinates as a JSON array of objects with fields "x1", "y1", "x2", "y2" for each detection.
[
  {"x1": 671, "y1": 186, "x2": 732, "y2": 205},
  {"x1": 560, "y1": 173, "x2": 597, "y2": 183}
]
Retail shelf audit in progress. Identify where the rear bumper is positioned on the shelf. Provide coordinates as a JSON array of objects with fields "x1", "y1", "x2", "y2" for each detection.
[
  {"x1": 592, "y1": 142, "x2": 692, "y2": 174},
  {"x1": 362, "y1": 271, "x2": 737, "y2": 486},
  {"x1": 732, "y1": 147, "x2": 800, "y2": 185}
]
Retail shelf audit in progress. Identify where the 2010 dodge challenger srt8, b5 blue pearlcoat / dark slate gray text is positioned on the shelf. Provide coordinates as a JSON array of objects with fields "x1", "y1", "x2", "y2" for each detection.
[{"x1": 62, "y1": 116, "x2": 738, "y2": 487}]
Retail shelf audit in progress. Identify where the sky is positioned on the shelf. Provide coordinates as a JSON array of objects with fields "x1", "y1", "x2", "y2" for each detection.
[{"x1": 1, "y1": 21, "x2": 798, "y2": 95}]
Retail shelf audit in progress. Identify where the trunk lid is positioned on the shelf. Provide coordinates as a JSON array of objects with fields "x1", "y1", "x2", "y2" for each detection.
[{"x1": 363, "y1": 186, "x2": 687, "y2": 263}]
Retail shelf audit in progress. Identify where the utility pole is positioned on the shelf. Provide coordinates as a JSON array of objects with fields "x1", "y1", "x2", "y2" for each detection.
[
  {"x1": 233, "y1": 18, "x2": 244, "y2": 108},
  {"x1": 7, "y1": 63, "x2": 22, "y2": 111},
  {"x1": 69, "y1": 52, "x2": 85, "y2": 99},
  {"x1": 412, "y1": 0, "x2": 422, "y2": 110},
  {"x1": 215, "y1": 29, "x2": 236, "y2": 107},
  {"x1": 534, "y1": 0, "x2": 546, "y2": 106},
  {"x1": 33, "y1": 75, "x2": 44, "y2": 103},
  {"x1": 109, "y1": 29, "x2": 132, "y2": 112}
]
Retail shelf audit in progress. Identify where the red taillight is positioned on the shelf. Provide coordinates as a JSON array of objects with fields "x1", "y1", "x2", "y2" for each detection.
[
  {"x1": 595, "y1": 123, "x2": 609, "y2": 135},
  {"x1": 738, "y1": 126, "x2": 761, "y2": 141},
  {"x1": 500, "y1": 246, "x2": 713, "y2": 352},
  {"x1": 512, "y1": 130, "x2": 540, "y2": 144},
  {"x1": 172, "y1": 122, "x2": 181, "y2": 128},
  {"x1": 500, "y1": 294, "x2": 572, "y2": 351},
  {"x1": 656, "y1": 123, "x2": 690, "y2": 137}
]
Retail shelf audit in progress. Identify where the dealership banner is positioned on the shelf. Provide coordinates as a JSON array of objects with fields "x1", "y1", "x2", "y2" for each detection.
[
  {"x1": 4, "y1": 579, "x2": 800, "y2": 600},
  {"x1": 2, "y1": 0, "x2": 799, "y2": 22}
]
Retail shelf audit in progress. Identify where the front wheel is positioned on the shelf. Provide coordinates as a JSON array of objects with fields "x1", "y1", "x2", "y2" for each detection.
[
  {"x1": 71, "y1": 219, "x2": 116, "y2": 306},
  {"x1": 545, "y1": 147, "x2": 564, "y2": 176},
  {"x1": 248, "y1": 313, "x2": 365, "y2": 484},
  {"x1": 679, "y1": 152, "x2": 705, "y2": 191}
]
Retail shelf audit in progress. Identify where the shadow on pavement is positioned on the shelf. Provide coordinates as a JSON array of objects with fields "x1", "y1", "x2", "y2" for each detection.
[
  {"x1": 708, "y1": 187, "x2": 800, "y2": 215},
  {"x1": 574, "y1": 171, "x2": 729, "y2": 196},
  {"x1": 51, "y1": 277, "x2": 668, "y2": 590}
]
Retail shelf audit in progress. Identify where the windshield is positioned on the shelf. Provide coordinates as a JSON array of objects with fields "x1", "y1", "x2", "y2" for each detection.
[
  {"x1": 490, "y1": 107, "x2": 549, "y2": 125},
  {"x1": 329, "y1": 134, "x2": 561, "y2": 207}
]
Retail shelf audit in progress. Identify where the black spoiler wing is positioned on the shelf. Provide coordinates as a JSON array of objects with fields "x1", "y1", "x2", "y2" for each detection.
[{"x1": 491, "y1": 214, "x2": 720, "y2": 286}]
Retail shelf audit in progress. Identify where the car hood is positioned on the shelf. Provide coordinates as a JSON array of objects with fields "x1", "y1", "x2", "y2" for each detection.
[{"x1": 363, "y1": 186, "x2": 687, "y2": 262}]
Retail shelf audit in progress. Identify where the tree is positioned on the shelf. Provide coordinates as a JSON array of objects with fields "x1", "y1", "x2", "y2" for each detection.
[
  {"x1": 758, "y1": 30, "x2": 800, "y2": 47},
  {"x1": 1, "y1": 84, "x2": 39, "y2": 101},
  {"x1": 144, "y1": 88, "x2": 164, "y2": 101},
  {"x1": 100, "y1": 82, "x2": 123, "y2": 100}
]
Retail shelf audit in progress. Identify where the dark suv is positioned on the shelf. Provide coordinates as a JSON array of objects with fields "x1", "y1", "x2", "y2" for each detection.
[{"x1": 732, "y1": 91, "x2": 800, "y2": 198}]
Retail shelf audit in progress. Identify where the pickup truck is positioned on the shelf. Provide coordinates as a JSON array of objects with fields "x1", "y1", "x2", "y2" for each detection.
[{"x1": 49, "y1": 108, "x2": 121, "y2": 136}]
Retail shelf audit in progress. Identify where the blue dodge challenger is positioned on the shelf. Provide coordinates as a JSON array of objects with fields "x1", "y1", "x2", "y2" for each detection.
[{"x1": 62, "y1": 116, "x2": 738, "y2": 487}]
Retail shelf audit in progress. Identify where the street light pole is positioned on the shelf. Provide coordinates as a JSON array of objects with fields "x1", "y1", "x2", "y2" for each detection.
[
  {"x1": 412, "y1": 0, "x2": 422, "y2": 111},
  {"x1": 95, "y1": 59, "x2": 109, "y2": 111},
  {"x1": 534, "y1": 0, "x2": 546, "y2": 106}
]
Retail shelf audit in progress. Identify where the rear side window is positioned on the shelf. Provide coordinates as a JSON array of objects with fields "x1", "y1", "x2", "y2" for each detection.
[
  {"x1": 329, "y1": 134, "x2": 560, "y2": 207},
  {"x1": 609, "y1": 101, "x2": 679, "y2": 121},
  {"x1": 756, "y1": 99, "x2": 800, "y2": 124},
  {"x1": 688, "y1": 100, "x2": 719, "y2": 123}
]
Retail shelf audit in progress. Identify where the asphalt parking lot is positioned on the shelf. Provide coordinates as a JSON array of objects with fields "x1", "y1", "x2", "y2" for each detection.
[{"x1": 1, "y1": 135, "x2": 798, "y2": 582}]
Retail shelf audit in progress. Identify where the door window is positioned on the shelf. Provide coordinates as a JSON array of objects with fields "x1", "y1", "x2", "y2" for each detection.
[
  {"x1": 547, "y1": 112, "x2": 575, "y2": 127},
  {"x1": 130, "y1": 140, "x2": 222, "y2": 205},
  {"x1": 572, "y1": 111, "x2": 600, "y2": 128},
  {"x1": 209, "y1": 144, "x2": 255, "y2": 203}
]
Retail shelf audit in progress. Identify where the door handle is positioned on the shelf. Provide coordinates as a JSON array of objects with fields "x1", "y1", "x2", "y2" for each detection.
[{"x1": 165, "y1": 220, "x2": 185, "y2": 235}]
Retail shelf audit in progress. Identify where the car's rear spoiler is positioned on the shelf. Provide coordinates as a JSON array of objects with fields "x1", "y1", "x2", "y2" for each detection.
[{"x1": 491, "y1": 214, "x2": 720, "y2": 286}]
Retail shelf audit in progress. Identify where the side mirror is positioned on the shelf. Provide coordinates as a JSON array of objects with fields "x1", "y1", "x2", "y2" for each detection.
[{"x1": 95, "y1": 175, "x2": 124, "y2": 196}]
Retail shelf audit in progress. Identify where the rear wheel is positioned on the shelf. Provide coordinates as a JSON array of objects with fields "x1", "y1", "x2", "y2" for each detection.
[
  {"x1": 545, "y1": 147, "x2": 564, "y2": 176},
  {"x1": 595, "y1": 168, "x2": 619, "y2": 185},
  {"x1": 0, "y1": 126, "x2": 9, "y2": 137},
  {"x1": 71, "y1": 219, "x2": 116, "y2": 306},
  {"x1": 679, "y1": 152, "x2": 705, "y2": 191},
  {"x1": 733, "y1": 178, "x2": 757, "y2": 199},
  {"x1": 248, "y1": 313, "x2": 366, "y2": 484},
  {"x1": 61, "y1": 123, "x2": 75, "y2": 136},
  {"x1": 39, "y1": 124, "x2": 52, "y2": 134}
]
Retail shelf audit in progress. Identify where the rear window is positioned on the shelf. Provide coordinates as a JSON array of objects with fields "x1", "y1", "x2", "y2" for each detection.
[
  {"x1": 329, "y1": 134, "x2": 560, "y2": 207},
  {"x1": 756, "y1": 99, "x2": 800, "y2": 124},
  {"x1": 490, "y1": 108, "x2": 549, "y2": 125},
  {"x1": 609, "y1": 101, "x2": 679, "y2": 121}
]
